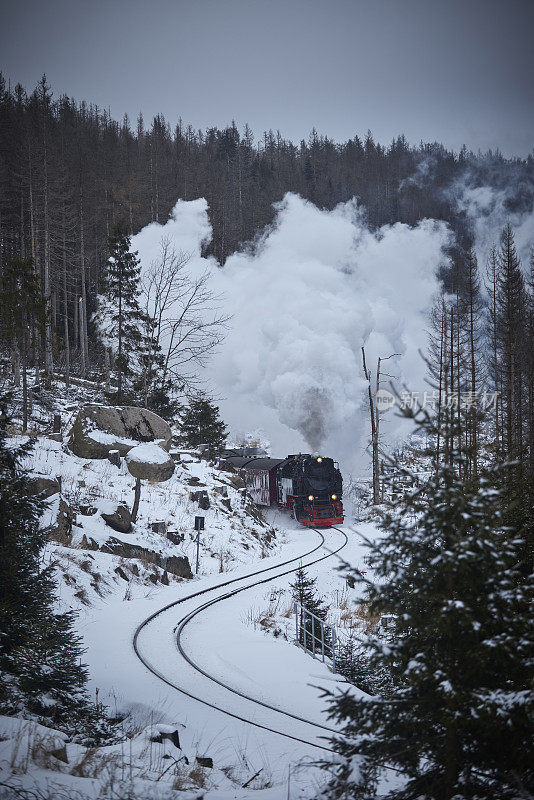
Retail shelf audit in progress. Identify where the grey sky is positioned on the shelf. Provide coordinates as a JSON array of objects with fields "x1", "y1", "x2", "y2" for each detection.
[{"x1": 2, "y1": 0, "x2": 533, "y2": 157}]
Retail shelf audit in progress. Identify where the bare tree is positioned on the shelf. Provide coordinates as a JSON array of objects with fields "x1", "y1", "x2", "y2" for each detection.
[
  {"x1": 141, "y1": 236, "x2": 230, "y2": 397},
  {"x1": 362, "y1": 347, "x2": 400, "y2": 504}
]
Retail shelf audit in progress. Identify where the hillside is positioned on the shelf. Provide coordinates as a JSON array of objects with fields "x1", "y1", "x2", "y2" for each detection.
[{"x1": 0, "y1": 386, "x2": 380, "y2": 799}]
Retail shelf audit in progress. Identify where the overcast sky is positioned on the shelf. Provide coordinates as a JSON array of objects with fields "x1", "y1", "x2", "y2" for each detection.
[{"x1": 2, "y1": 0, "x2": 533, "y2": 157}]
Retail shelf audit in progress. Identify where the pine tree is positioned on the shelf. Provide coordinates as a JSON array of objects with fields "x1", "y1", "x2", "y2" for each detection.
[
  {"x1": 462, "y1": 247, "x2": 484, "y2": 478},
  {"x1": 94, "y1": 222, "x2": 147, "y2": 404},
  {"x1": 527, "y1": 247, "x2": 534, "y2": 476},
  {"x1": 0, "y1": 394, "x2": 107, "y2": 740},
  {"x1": 496, "y1": 223, "x2": 526, "y2": 464},
  {"x1": 290, "y1": 566, "x2": 329, "y2": 651},
  {"x1": 181, "y1": 395, "x2": 228, "y2": 454},
  {"x1": 320, "y1": 410, "x2": 534, "y2": 800},
  {"x1": 334, "y1": 632, "x2": 361, "y2": 685}
]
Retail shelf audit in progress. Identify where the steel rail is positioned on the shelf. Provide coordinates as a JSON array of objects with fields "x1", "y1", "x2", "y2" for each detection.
[
  {"x1": 133, "y1": 526, "x2": 348, "y2": 751},
  {"x1": 174, "y1": 528, "x2": 349, "y2": 735}
]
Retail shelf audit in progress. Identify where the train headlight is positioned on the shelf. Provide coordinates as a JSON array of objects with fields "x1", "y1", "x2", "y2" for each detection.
[
  {"x1": 331, "y1": 494, "x2": 337, "y2": 500},
  {"x1": 317, "y1": 457, "x2": 323, "y2": 463},
  {"x1": 308, "y1": 495, "x2": 314, "y2": 502}
]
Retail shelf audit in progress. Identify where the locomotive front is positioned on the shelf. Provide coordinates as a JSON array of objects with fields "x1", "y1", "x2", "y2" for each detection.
[{"x1": 277, "y1": 454, "x2": 344, "y2": 526}]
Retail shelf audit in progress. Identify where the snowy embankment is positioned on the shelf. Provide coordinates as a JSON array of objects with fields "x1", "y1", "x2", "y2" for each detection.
[{"x1": 1, "y1": 424, "x2": 383, "y2": 799}]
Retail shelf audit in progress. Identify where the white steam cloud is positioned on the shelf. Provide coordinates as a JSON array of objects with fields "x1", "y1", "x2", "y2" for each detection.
[
  {"x1": 454, "y1": 181, "x2": 534, "y2": 269},
  {"x1": 133, "y1": 194, "x2": 452, "y2": 475}
]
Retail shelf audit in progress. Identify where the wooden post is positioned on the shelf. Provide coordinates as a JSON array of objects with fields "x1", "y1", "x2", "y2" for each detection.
[{"x1": 131, "y1": 477, "x2": 141, "y2": 523}]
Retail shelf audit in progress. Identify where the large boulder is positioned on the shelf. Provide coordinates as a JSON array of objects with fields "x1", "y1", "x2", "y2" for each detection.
[
  {"x1": 101, "y1": 504, "x2": 132, "y2": 533},
  {"x1": 68, "y1": 404, "x2": 172, "y2": 459},
  {"x1": 126, "y1": 443, "x2": 175, "y2": 482}
]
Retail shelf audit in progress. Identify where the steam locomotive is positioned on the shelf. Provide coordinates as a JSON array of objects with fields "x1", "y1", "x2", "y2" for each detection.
[{"x1": 223, "y1": 450, "x2": 344, "y2": 527}]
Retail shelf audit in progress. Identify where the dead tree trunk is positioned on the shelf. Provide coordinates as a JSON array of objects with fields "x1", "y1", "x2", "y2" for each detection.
[
  {"x1": 362, "y1": 346, "x2": 379, "y2": 504},
  {"x1": 131, "y1": 477, "x2": 141, "y2": 523},
  {"x1": 62, "y1": 203, "x2": 70, "y2": 389},
  {"x1": 79, "y1": 193, "x2": 89, "y2": 375}
]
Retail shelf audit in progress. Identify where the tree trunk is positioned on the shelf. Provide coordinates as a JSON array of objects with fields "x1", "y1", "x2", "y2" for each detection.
[
  {"x1": 456, "y1": 288, "x2": 462, "y2": 479},
  {"x1": 22, "y1": 325, "x2": 28, "y2": 433},
  {"x1": 79, "y1": 296, "x2": 86, "y2": 376},
  {"x1": 62, "y1": 205, "x2": 70, "y2": 389},
  {"x1": 80, "y1": 194, "x2": 89, "y2": 375},
  {"x1": 12, "y1": 346, "x2": 20, "y2": 387},
  {"x1": 469, "y1": 280, "x2": 478, "y2": 477},
  {"x1": 43, "y1": 126, "x2": 53, "y2": 386},
  {"x1": 435, "y1": 302, "x2": 445, "y2": 479},
  {"x1": 105, "y1": 348, "x2": 111, "y2": 394},
  {"x1": 362, "y1": 346, "x2": 379, "y2": 504},
  {"x1": 118, "y1": 266, "x2": 123, "y2": 402},
  {"x1": 131, "y1": 477, "x2": 141, "y2": 523},
  {"x1": 28, "y1": 144, "x2": 40, "y2": 386}
]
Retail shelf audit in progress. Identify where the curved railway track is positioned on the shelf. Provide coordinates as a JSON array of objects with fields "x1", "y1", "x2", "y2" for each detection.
[{"x1": 133, "y1": 525, "x2": 349, "y2": 752}]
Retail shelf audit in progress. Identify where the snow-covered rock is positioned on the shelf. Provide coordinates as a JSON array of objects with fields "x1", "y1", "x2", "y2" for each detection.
[
  {"x1": 125, "y1": 442, "x2": 175, "y2": 482},
  {"x1": 101, "y1": 503, "x2": 133, "y2": 533},
  {"x1": 26, "y1": 475, "x2": 61, "y2": 498},
  {"x1": 68, "y1": 404, "x2": 172, "y2": 459}
]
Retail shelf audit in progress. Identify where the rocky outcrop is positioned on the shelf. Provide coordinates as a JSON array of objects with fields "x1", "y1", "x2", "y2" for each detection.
[
  {"x1": 101, "y1": 504, "x2": 132, "y2": 533},
  {"x1": 50, "y1": 498, "x2": 75, "y2": 545},
  {"x1": 68, "y1": 404, "x2": 172, "y2": 459},
  {"x1": 27, "y1": 476, "x2": 61, "y2": 498},
  {"x1": 125, "y1": 443, "x2": 175, "y2": 482},
  {"x1": 190, "y1": 489, "x2": 210, "y2": 509},
  {"x1": 227, "y1": 473, "x2": 246, "y2": 489},
  {"x1": 101, "y1": 537, "x2": 193, "y2": 578}
]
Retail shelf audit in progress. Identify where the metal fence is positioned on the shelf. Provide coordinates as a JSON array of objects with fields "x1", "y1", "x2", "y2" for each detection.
[{"x1": 294, "y1": 602, "x2": 337, "y2": 672}]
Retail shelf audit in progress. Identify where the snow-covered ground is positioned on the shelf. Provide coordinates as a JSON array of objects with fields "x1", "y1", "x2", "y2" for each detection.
[{"x1": 1, "y1": 422, "x2": 383, "y2": 799}]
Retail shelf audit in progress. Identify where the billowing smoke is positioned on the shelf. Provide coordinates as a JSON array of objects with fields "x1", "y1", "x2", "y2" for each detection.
[
  {"x1": 452, "y1": 177, "x2": 534, "y2": 268},
  {"x1": 407, "y1": 155, "x2": 534, "y2": 268},
  {"x1": 133, "y1": 194, "x2": 452, "y2": 473}
]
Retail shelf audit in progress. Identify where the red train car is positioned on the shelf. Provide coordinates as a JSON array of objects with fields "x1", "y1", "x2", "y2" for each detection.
[{"x1": 223, "y1": 452, "x2": 344, "y2": 527}]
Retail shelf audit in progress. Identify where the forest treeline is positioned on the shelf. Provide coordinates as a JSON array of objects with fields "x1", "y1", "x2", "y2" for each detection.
[
  {"x1": 1, "y1": 73, "x2": 534, "y2": 442},
  {"x1": 1, "y1": 75, "x2": 534, "y2": 379}
]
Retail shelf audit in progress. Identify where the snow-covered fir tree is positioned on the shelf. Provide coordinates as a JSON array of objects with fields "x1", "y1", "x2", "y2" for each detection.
[
  {"x1": 320, "y1": 409, "x2": 534, "y2": 800},
  {"x1": 94, "y1": 222, "x2": 149, "y2": 404},
  {"x1": 181, "y1": 395, "x2": 228, "y2": 454},
  {"x1": 0, "y1": 394, "x2": 109, "y2": 741},
  {"x1": 334, "y1": 631, "x2": 386, "y2": 696},
  {"x1": 290, "y1": 566, "x2": 329, "y2": 651}
]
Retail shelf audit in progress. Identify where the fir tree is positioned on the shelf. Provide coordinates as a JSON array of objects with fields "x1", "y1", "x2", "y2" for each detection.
[
  {"x1": 181, "y1": 395, "x2": 228, "y2": 454},
  {"x1": 321, "y1": 410, "x2": 534, "y2": 800},
  {"x1": 290, "y1": 566, "x2": 329, "y2": 651},
  {"x1": 0, "y1": 394, "x2": 108, "y2": 741},
  {"x1": 94, "y1": 222, "x2": 148, "y2": 404},
  {"x1": 496, "y1": 223, "x2": 526, "y2": 463},
  {"x1": 334, "y1": 631, "x2": 386, "y2": 696}
]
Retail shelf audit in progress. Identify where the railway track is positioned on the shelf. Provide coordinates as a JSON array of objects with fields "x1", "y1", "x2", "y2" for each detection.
[{"x1": 133, "y1": 525, "x2": 349, "y2": 752}]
